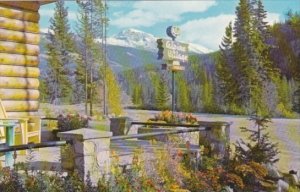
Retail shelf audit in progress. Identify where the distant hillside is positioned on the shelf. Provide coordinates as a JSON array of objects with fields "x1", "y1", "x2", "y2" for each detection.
[{"x1": 39, "y1": 28, "x2": 212, "y2": 74}]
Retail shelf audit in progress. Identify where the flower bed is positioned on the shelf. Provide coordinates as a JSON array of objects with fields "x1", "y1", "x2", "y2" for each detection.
[
  {"x1": 57, "y1": 113, "x2": 90, "y2": 132},
  {"x1": 137, "y1": 111, "x2": 200, "y2": 143},
  {"x1": 148, "y1": 111, "x2": 199, "y2": 125}
]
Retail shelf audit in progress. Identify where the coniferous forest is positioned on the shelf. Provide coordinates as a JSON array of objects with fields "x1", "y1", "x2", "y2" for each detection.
[
  {"x1": 39, "y1": 0, "x2": 300, "y2": 118},
  {"x1": 40, "y1": 0, "x2": 123, "y2": 116},
  {"x1": 1, "y1": 0, "x2": 300, "y2": 191},
  {"x1": 119, "y1": 1, "x2": 300, "y2": 118}
]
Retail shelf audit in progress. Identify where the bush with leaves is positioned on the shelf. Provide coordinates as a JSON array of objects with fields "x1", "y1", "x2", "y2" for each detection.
[
  {"x1": 57, "y1": 113, "x2": 90, "y2": 132},
  {"x1": 229, "y1": 115, "x2": 280, "y2": 191},
  {"x1": 148, "y1": 110, "x2": 199, "y2": 125}
]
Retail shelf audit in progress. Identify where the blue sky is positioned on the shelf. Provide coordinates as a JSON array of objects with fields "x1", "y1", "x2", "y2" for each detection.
[{"x1": 39, "y1": 0, "x2": 300, "y2": 50}]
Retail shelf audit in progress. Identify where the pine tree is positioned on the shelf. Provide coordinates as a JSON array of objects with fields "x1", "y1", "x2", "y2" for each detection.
[
  {"x1": 75, "y1": 0, "x2": 106, "y2": 115},
  {"x1": 176, "y1": 74, "x2": 191, "y2": 112},
  {"x1": 202, "y1": 71, "x2": 215, "y2": 112},
  {"x1": 188, "y1": 56, "x2": 202, "y2": 111},
  {"x1": 76, "y1": 4, "x2": 93, "y2": 113},
  {"x1": 225, "y1": 0, "x2": 280, "y2": 114},
  {"x1": 252, "y1": 0, "x2": 281, "y2": 115},
  {"x1": 45, "y1": 0, "x2": 74, "y2": 104},
  {"x1": 132, "y1": 84, "x2": 143, "y2": 107},
  {"x1": 232, "y1": 0, "x2": 254, "y2": 110},
  {"x1": 234, "y1": 115, "x2": 279, "y2": 164},
  {"x1": 216, "y1": 22, "x2": 241, "y2": 109},
  {"x1": 155, "y1": 74, "x2": 170, "y2": 110}
]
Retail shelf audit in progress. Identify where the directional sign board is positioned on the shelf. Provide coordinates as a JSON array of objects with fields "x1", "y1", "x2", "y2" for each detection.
[
  {"x1": 157, "y1": 39, "x2": 188, "y2": 52},
  {"x1": 157, "y1": 38, "x2": 188, "y2": 62},
  {"x1": 162, "y1": 49, "x2": 188, "y2": 62}
]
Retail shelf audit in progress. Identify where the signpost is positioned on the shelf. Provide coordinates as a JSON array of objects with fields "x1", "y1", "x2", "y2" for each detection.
[{"x1": 157, "y1": 26, "x2": 188, "y2": 114}]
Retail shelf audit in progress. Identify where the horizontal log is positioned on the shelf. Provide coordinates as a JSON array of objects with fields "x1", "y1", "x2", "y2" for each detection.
[
  {"x1": 0, "y1": 53, "x2": 38, "y2": 66},
  {"x1": 0, "y1": 17, "x2": 39, "y2": 33},
  {"x1": 0, "y1": 77, "x2": 39, "y2": 89},
  {"x1": 0, "y1": 2, "x2": 39, "y2": 12},
  {"x1": 0, "y1": 41, "x2": 39, "y2": 56},
  {"x1": 1, "y1": 100, "x2": 39, "y2": 112},
  {"x1": 0, "y1": 89, "x2": 39, "y2": 100},
  {"x1": 0, "y1": 6, "x2": 39, "y2": 22},
  {"x1": 0, "y1": 65, "x2": 40, "y2": 78},
  {"x1": 6, "y1": 112, "x2": 40, "y2": 118},
  {"x1": 0, "y1": 28, "x2": 40, "y2": 44}
]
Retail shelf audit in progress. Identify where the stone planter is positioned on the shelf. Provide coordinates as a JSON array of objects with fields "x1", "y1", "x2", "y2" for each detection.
[
  {"x1": 197, "y1": 121, "x2": 231, "y2": 159},
  {"x1": 138, "y1": 121, "x2": 231, "y2": 160},
  {"x1": 137, "y1": 126, "x2": 199, "y2": 144},
  {"x1": 51, "y1": 129, "x2": 60, "y2": 141},
  {"x1": 110, "y1": 117, "x2": 132, "y2": 136},
  {"x1": 57, "y1": 128, "x2": 112, "y2": 184},
  {"x1": 41, "y1": 129, "x2": 60, "y2": 142}
]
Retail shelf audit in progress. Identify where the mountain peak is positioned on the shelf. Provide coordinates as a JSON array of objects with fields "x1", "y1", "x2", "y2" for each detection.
[
  {"x1": 107, "y1": 28, "x2": 212, "y2": 54},
  {"x1": 111, "y1": 28, "x2": 157, "y2": 51},
  {"x1": 117, "y1": 28, "x2": 155, "y2": 38}
]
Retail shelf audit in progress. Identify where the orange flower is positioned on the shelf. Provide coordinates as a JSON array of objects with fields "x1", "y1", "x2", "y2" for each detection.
[
  {"x1": 185, "y1": 141, "x2": 191, "y2": 149},
  {"x1": 177, "y1": 149, "x2": 183, "y2": 157}
]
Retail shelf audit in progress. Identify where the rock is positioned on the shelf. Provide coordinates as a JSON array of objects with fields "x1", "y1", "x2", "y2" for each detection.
[
  {"x1": 277, "y1": 179, "x2": 289, "y2": 192},
  {"x1": 264, "y1": 163, "x2": 282, "y2": 179},
  {"x1": 289, "y1": 170, "x2": 299, "y2": 185},
  {"x1": 266, "y1": 164, "x2": 280, "y2": 179},
  {"x1": 220, "y1": 186, "x2": 233, "y2": 192}
]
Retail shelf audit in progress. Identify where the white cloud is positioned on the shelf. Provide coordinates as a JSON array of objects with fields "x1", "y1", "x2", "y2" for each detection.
[
  {"x1": 39, "y1": 9, "x2": 77, "y2": 21},
  {"x1": 40, "y1": 28, "x2": 54, "y2": 34},
  {"x1": 40, "y1": 28, "x2": 49, "y2": 33},
  {"x1": 133, "y1": 1, "x2": 217, "y2": 16},
  {"x1": 179, "y1": 14, "x2": 235, "y2": 50},
  {"x1": 179, "y1": 12, "x2": 280, "y2": 51},
  {"x1": 110, "y1": 1, "x2": 217, "y2": 28},
  {"x1": 39, "y1": 9, "x2": 55, "y2": 17},
  {"x1": 67, "y1": 12, "x2": 77, "y2": 21},
  {"x1": 266, "y1": 12, "x2": 280, "y2": 25},
  {"x1": 111, "y1": 10, "x2": 158, "y2": 28}
]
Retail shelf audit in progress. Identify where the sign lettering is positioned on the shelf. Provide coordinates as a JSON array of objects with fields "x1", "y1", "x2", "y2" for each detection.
[{"x1": 157, "y1": 38, "x2": 189, "y2": 62}]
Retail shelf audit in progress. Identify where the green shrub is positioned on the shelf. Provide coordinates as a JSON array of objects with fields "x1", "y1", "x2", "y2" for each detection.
[
  {"x1": 275, "y1": 102, "x2": 297, "y2": 118},
  {"x1": 57, "y1": 113, "x2": 90, "y2": 132}
]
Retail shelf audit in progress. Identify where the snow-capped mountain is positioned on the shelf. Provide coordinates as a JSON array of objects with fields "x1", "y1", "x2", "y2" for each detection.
[
  {"x1": 98, "y1": 28, "x2": 212, "y2": 54},
  {"x1": 40, "y1": 28, "x2": 213, "y2": 73},
  {"x1": 188, "y1": 43, "x2": 213, "y2": 55},
  {"x1": 107, "y1": 28, "x2": 157, "y2": 51}
]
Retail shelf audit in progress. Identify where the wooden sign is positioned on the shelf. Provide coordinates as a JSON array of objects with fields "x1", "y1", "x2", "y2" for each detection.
[
  {"x1": 157, "y1": 38, "x2": 188, "y2": 62},
  {"x1": 157, "y1": 39, "x2": 188, "y2": 52},
  {"x1": 169, "y1": 65, "x2": 185, "y2": 72}
]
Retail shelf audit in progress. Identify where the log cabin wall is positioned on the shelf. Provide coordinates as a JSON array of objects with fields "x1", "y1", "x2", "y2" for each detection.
[{"x1": 0, "y1": 2, "x2": 41, "y2": 118}]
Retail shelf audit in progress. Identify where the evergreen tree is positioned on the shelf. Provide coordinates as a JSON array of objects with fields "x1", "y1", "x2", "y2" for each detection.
[
  {"x1": 216, "y1": 22, "x2": 240, "y2": 109},
  {"x1": 233, "y1": 0, "x2": 257, "y2": 111},
  {"x1": 76, "y1": 3, "x2": 93, "y2": 113},
  {"x1": 155, "y1": 74, "x2": 170, "y2": 110},
  {"x1": 176, "y1": 74, "x2": 191, "y2": 112},
  {"x1": 45, "y1": 0, "x2": 74, "y2": 104},
  {"x1": 202, "y1": 71, "x2": 215, "y2": 112},
  {"x1": 132, "y1": 84, "x2": 143, "y2": 107},
  {"x1": 251, "y1": 0, "x2": 281, "y2": 115},
  {"x1": 75, "y1": 0, "x2": 106, "y2": 115},
  {"x1": 234, "y1": 115, "x2": 279, "y2": 164},
  {"x1": 39, "y1": 77, "x2": 49, "y2": 103},
  {"x1": 188, "y1": 56, "x2": 202, "y2": 112},
  {"x1": 217, "y1": 0, "x2": 281, "y2": 115}
]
